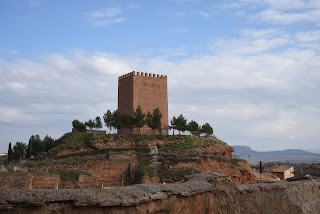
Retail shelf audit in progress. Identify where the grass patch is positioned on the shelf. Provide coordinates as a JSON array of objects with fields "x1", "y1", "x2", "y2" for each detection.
[
  {"x1": 122, "y1": 134, "x2": 184, "y2": 143},
  {"x1": 159, "y1": 154, "x2": 201, "y2": 166},
  {"x1": 132, "y1": 152, "x2": 200, "y2": 183},
  {"x1": 28, "y1": 168, "x2": 91, "y2": 182},
  {"x1": 53, "y1": 147, "x2": 149, "y2": 160},
  {"x1": 157, "y1": 135, "x2": 226, "y2": 151},
  {"x1": 52, "y1": 169, "x2": 91, "y2": 182},
  {"x1": 50, "y1": 133, "x2": 111, "y2": 156},
  {"x1": 158, "y1": 168, "x2": 199, "y2": 180}
]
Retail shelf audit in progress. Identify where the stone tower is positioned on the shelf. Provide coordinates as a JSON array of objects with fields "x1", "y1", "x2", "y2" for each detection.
[{"x1": 118, "y1": 71, "x2": 168, "y2": 135}]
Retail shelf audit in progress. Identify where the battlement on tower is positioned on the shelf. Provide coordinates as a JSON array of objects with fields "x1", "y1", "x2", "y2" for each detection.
[
  {"x1": 118, "y1": 71, "x2": 167, "y2": 80},
  {"x1": 118, "y1": 71, "x2": 168, "y2": 135}
]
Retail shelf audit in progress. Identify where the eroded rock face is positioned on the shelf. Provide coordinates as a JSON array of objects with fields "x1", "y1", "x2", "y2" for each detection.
[
  {"x1": 86, "y1": 140, "x2": 106, "y2": 149},
  {"x1": 56, "y1": 146, "x2": 93, "y2": 156},
  {"x1": 0, "y1": 173, "x2": 319, "y2": 214}
]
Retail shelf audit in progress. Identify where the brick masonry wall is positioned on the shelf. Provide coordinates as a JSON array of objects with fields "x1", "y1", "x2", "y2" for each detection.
[
  {"x1": 30, "y1": 153, "x2": 136, "y2": 189},
  {"x1": 32, "y1": 176, "x2": 60, "y2": 189},
  {"x1": 0, "y1": 172, "x2": 32, "y2": 190},
  {"x1": 118, "y1": 74, "x2": 134, "y2": 115},
  {"x1": 118, "y1": 71, "x2": 168, "y2": 135}
]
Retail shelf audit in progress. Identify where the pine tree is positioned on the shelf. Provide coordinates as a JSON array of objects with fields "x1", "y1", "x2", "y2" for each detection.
[
  {"x1": 201, "y1": 123, "x2": 213, "y2": 136},
  {"x1": 103, "y1": 110, "x2": 113, "y2": 133},
  {"x1": 12, "y1": 142, "x2": 27, "y2": 160},
  {"x1": 133, "y1": 106, "x2": 146, "y2": 134},
  {"x1": 122, "y1": 112, "x2": 133, "y2": 129},
  {"x1": 112, "y1": 110, "x2": 123, "y2": 131},
  {"x1": 187, "y1": 120, "x2": 200, "y2": 135},
  {"x1": 152, "y1": 108, "x2": 162, "y2": 134},
  {"x1": 85, "y1": 119, "x2": 95, "y2": 130},
  {"x1": 95, "y1": 116, "x2": 103, "y2": 130},
  {"x1": 72, "y1": 119, "x2": 86, "y2": 132},
  {"x1": 146, "y1": 108, "x2": 162, "y2": 134},
  {"x1": 176, "y1": 114, "x2": 187, "y2": 134}
]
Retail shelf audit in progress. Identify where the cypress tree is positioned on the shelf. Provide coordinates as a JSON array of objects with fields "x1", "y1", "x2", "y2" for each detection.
[{"x1": 7, "y1": 142, "x2": 13, "y2": 163}]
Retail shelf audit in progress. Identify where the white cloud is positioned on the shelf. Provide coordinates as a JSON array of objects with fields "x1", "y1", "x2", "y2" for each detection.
[
  {"x1": 250, "y1": 111, "x2": 297, "y2": 139},
  {"x1": 8, "y1": 50, "x2": 20, "y2": 55},
  {"x1": 85, "y1": 7, "x2": 126, "y2": 27},
  {"x1": 28, "y1": 0, "x2": 40, "y2": 8},
  {"x1": 256, "y1": 9, "x2": 320, "y2": 25},
  {"x1": 127, "y1": 3, "x2": 143, "y2": 10},
  {"x1": 213, "y1": 36, "x2": 289, "y2": 55},
  {"x1": 222, "y1": 0, "x2": 320, "y2": 25},
  {"x1": 169, "y1": 27, "x2": 190, "y2": 35},
  {"x1": 1, "y1": 29, "x2": 320, "y2": 151},
  {"x1": 263, "y1": 0, "x2": 320, "y2": 10},
  {"x1": 7, "y1": 82, "x2": 26, "y2": 92},
  {"x1": 43, "y1": 54, "x2": 77, "y2": 72},
  {"x1": 0, "y1": 107, "x2": 28, "y2": 123},
  {"x1": 241, "y1": 28, "x2": 285, "y2": 39},
  {"x1": 192, "y1": 10, "x2": 211, "y2": 18},
  {"x1": 296, "y1": 30, "x2": 320, "y2": 42},
  {"x1": 87, "y1": 8, "x2": 121, "y2": 18},
  {"x1": 175, "y1": 12, "x2": 185, "y2": 17},
  {"x1": 263, "y1": 0, "x2": 306, "y2": 9}
]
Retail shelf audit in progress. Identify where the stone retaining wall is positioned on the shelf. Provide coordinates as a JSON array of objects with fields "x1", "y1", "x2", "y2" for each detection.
[
  {"x1": 0, "y1": 172, "x2": 32, "y2": 190},
  {"x1": 0, "y1": 173, "x2": 319, "y2": 214}
]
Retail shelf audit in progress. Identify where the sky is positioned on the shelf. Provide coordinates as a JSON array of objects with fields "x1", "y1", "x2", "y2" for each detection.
[{"x1": 1, "y1": 0, "x2": 320, "y2": 153}]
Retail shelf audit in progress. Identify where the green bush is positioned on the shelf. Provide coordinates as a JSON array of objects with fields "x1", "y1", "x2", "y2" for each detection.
[
  {"x1": 50, "y1": 133, "x2": 111, "y2": 156},
  {"x1": 49, "y1": 169, "x2": 91, "y2": 182}
]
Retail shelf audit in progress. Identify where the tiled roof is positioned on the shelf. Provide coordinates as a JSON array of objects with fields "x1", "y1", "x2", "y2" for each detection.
[{"x1": 270, "y1": 165, "x2": 293, "y2": 172}]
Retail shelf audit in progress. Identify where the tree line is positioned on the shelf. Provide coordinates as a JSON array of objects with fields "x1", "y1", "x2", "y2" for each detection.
[
  {"x1": 170, "y1": 114, "x2": 213, "y2": 136},
  {"x1": 7, "y1": 135, "x2": 54, "y2": 163},
  {"x1": 72, "y1": 106, "x2": 163, "y2": 134},
  {"x1": 73, "y1": 106, "x2": 213, "y2": 136}
]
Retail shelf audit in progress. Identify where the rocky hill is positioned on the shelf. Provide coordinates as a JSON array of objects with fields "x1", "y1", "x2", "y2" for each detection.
[
  {"x1": 233, "y1": 146, "x2": 320, "y2": 162},
  {"x1": 6, "y1": 133, "x2": 254, "y2": 189}
]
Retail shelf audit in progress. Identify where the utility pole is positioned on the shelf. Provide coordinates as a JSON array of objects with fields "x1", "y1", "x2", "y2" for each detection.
[{"x1": 260, "y1": 161, "x2": 262, "y2": 181}]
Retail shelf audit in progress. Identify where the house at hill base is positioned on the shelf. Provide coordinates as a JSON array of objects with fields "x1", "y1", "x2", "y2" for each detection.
[{"x1": 268, "y1": 165, "x2": 294, "y2": 180}]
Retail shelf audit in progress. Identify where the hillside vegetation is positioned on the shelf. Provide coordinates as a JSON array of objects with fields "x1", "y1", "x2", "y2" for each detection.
[{"x1": 3, "y1": 133, "x2": 252, "y2": 187}]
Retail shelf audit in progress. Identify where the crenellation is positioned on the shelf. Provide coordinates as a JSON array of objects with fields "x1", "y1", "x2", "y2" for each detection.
[{"x1": 118, "y1": 71, "x2": 167, "y2": 80}]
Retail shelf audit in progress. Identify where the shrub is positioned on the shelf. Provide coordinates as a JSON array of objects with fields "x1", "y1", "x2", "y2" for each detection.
[{"x1": 49, "y1": 169, "x2": 91, "y2": 182}]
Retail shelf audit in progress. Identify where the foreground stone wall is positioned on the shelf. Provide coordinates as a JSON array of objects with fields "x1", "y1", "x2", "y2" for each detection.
[{"x1": 0, "y1": 173, "x2": 319, "y2": 214}]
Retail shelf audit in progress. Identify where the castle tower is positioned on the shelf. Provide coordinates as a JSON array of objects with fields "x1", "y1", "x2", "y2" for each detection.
[{"x1": 118, "y1": 71, "x2": 168, "y2": 135}]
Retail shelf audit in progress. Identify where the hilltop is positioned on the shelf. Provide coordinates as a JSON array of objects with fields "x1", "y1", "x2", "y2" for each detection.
[{"x1": 1, "y1": 133, "x2": 254, "y2": 189}]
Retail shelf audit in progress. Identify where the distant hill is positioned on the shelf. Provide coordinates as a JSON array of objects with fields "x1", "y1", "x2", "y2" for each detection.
[{"x1": 233, "y1": 146, "x2": 320, "y2": 162}]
